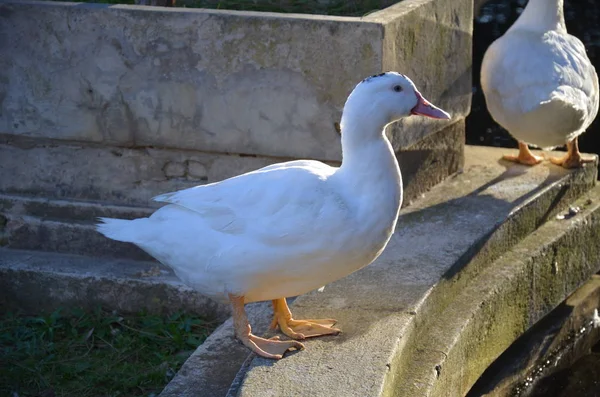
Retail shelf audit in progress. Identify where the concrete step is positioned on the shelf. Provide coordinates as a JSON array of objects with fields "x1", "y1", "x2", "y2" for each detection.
[
  {"x1": 0, "y1": 194, "x2": 156, "y2": 260},
  {"x1": 0, "y1": 248, "x2": 230, "y2": 321},
  {"x1": 0, "y1": 193, "x2": 156, "y2": 222},
  {"x1": 394, "y1": 185, "x2": 600, "y2": 397},
  {"x1": 158, "y1": 145, "x2": 598, "y2": 397}
]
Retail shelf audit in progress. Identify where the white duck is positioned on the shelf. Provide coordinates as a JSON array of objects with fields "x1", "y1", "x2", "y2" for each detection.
[
  {"x1": 481, "y1": 0, "x2": 598, "y2": 168},
  {"x1": 96, "y1": 72, "x2": 450, "y2": 359}
]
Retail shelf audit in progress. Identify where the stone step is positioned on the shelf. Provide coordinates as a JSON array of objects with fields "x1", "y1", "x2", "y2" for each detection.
[
  {"x1": 467, "y1": 274, "x2": 600, "y2": 397},
  {"x1": 0, "y1": 194, "x2": 155, "y2": 260},
  {"x1": 394, "y1": 185, "x2": 600, "y2": 397},
  {"x1": 158, "y1": 145, "x2": 598, "y2": 397},
  {"x1": 0, "y1": 193, "x2": 155, "y2": 222},
  {"x1": 0, "y1": 248, "x2": 230, "y2": 321}
]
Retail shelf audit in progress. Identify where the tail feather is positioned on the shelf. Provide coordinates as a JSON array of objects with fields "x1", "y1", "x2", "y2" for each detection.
[{"x1": 96, "y1": 217, "x2": 146, "y2": 244}]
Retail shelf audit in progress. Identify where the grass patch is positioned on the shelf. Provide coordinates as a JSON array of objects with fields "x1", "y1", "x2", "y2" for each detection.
[
  {"x1": 178, "y1": 0, "x2": 391, "y2": 16},
  {"x1": 0, "y1": 307, "x2": 217, "y2": 397},
  {"x1": 46, "y1": 0, "x2": 398, "y2": 17}
]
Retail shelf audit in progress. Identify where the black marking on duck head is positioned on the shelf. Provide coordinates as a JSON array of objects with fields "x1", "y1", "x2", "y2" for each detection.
[
  {"x1": 362, "y1": 72, "x2": 387, "y2": 83},
  {"x1": 361, "y1": 71, "x2": 407, "y2": 83}
]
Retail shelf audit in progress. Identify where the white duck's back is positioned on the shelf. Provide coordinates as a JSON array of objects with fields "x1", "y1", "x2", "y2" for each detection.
[{"x1": 481, "y1": 0, "x2": 599, "y2": 149}]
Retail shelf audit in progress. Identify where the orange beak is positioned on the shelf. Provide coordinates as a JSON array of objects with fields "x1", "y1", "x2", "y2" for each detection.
[{"x1": 410, "y1": 91, "x2": 451, "y2": 120}]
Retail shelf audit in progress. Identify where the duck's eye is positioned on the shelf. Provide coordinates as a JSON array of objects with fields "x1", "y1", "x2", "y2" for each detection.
[{"x1": 393, "y1": 85, "x2": 403, "y2": 93}]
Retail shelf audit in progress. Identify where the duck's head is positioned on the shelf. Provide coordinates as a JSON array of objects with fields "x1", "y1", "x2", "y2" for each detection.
[{"x1": 342, "y1": 72, "x2": 450, "y2": 131}]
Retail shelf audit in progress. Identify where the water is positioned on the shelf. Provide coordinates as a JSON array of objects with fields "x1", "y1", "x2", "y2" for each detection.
[{"x1": 529, "y1": 340, "x2": 600, "y2": 396}]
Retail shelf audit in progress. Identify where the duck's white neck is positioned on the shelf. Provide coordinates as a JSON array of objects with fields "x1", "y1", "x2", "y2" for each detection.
[
  {"x1": 339, "y1": 109, "x2": 389, "y2": 165},
  {"x1": 337, "y1": 108, "x2": 403, "y2": 218},
  {"x1": 511, "y1": 0, "x2": 566, "y2": 33}
]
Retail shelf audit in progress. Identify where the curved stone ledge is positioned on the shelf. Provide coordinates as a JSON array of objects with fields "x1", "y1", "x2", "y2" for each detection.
[
  {"x1": 396, "y1": 186, "x2": 600, "y2": 397},
  {"x1": 156, "y1": 145, "x2": 597, "y2": 397}
]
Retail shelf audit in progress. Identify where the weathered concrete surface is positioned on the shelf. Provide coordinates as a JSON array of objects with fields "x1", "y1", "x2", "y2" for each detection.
[
  {"x1": 0, "y1": 248, "x2": 230, "y2": 320},
  {"x1": 0, "y1": 193, "x2": 155, "y2": 223},
  {"x1": 398, "y1": 120, "x2": 464, "y2": 207},
  {"x1": 396, "y1": 187, "x2": 600, "y2": 397},
  {"x1": 0, "y1": 194, "x2": 156, "y2": 259},
  {"x1": 0, "y1": 123, "x2": 462, "y2": 260},
  {"x1": 468, "y1": 274, "x2": 600, "y2": 397},
  {"x1": 156, "y1": 145, "x2": 596, "y2": 397},
  {"x1": 0, "y1": 121, "x2": 462, "y2": 208},
  {"x1": 0, "y1": 136, "x2": 285, "y2": 206},
  {"x1": 0, "y1": 0, "x2": 471, "y2": 160},
  {"x1": 375, "y1": 0, "x2": 473, "y2": 151},
  {"x1": 0, "y1": 214, "x2": 155, "y2": 260}
]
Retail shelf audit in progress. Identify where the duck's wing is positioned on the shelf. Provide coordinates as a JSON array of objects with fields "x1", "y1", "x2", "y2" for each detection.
[
  {"x1": 483, "y1": 31, "x2": 599, "y2": 123},
  {"x1": 153, "y1": 161, "x2": 348, "y2": 246}
]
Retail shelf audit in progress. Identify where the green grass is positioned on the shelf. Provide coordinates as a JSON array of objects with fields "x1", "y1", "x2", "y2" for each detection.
[
  {"x1": 0, "y1": 307, "x2": 217, "y2": 397},
  {"x1": 47, "y1": 0, "x2": 396, "y2": 17},
  {"x1": 179, "y1": 0, "x2": 390, "y2": 16}
]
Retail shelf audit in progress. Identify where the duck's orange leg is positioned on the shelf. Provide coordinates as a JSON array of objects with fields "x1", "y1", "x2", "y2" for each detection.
[
  {"x1": 270, "y1": 298, "x2": 341, "y2": 340},
  {"x1": 230, "y1": 294, "x2": 304, "y2": 359},
  {"x1": 502, "y1": 141, "x2": 544, "y2": 166},
  {"x1": 549, "y1": 138, "x2": 595, "y2": 169}
]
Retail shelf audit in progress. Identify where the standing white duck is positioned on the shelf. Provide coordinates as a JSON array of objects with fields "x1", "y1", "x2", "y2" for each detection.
[
  {"x1": 96, "y1": 72, "x2": 450, "y2": 359},
  {"x1": 481, "y1": 0, "x2": 599, "y2": 168}
]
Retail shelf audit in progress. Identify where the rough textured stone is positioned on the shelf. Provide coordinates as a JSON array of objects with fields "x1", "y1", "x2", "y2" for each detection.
[
  {"x1": 398, "y1": 120, "x2": 465, "y2": 206},
  {"x1": 0, "y1": 136, "x2": 285, "y2": 206},
  {"x1": 378, "y1": 0, "x2": 473, "y2": 149},
  {"x1": 186, "y1": 160, "x2": 208, "y2": 180},
  {"x1": 0, "y1": 124, "x2": 462, "y2": 260},
  {"x1": 0, "y1": 248, "x2": 230, "y2": 320},
  {"x1": 0, "y1": 0, "x2": 471, "y2": 160},
  {"x1": 1, "y1": 214, "x2": 155, "y2": 260},
  {"x1": 0, "y1": 123, "x2": 462, "y2": 208},
  {"x1": 163, "y1": 161, "x2": 186, "y2": 178},
  {"x1": 469, "y1": 275, "x2": 600, "y2": 397},
  {"x1": 395, "y1": 188, "x2": 600, "y2": 397}
]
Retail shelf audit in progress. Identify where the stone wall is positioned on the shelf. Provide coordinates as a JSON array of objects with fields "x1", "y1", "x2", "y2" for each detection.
[{"x1": 0, "y1": 0, "x2": 471, "y2": 207}]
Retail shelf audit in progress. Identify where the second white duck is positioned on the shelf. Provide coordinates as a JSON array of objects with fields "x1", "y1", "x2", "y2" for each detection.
[
  {"x1": 96, "y1": 72, "x2": 450, "y2": 359},
  {"x1": 481, "y1": 0, "x2": 598, "y2": 168}
]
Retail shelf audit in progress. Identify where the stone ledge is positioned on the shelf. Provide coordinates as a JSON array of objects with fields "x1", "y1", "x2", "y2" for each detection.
[
  {"x1": 0, "y1": 248, "x2": 230, "y2": 320},
  {"x1": 396, "y1": 186, "x2": 600, "y2": 397},
  {"x1": 158, "y1": 145, "x2": 597, "y2": 397},
  {"x1": 0, "y1": 0, "x2": 471, "y2": 159},
  {"x1": 0, "y1": 121, "x2": 463, "y2": 209},
  {"x1": 468, "y1": 274, "x2": 600, "y2": 397},
  {"x1": 0, "y1": 137, "x2": 285, "y2": 206}
]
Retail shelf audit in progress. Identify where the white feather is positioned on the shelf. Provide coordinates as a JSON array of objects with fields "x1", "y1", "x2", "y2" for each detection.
[
  {"x1": 481, "y1": 0, "x2": 599, "y2": 149},
  {"x1": 96, "y1": 73, "x2": 447, "y2": 304}
]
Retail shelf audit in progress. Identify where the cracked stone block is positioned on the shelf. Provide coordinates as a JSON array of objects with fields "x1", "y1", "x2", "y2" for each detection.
[
  {"x1": 163, "y1": 161, "x2": 186, "y2": 178},
  {"x1": 187, "y1": 160, "x2": 208, "y2": 180}
]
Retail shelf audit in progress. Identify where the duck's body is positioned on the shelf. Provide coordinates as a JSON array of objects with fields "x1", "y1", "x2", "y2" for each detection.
[
  {"x1": 101, "y1": 150, "x2": 401, "y2": 304},
  {"x1": 97, "y1": 72, "x2": 450, "y2": 359},
  {"x1": 481, "y1": 0, "x2": 598, "y2": 167}
]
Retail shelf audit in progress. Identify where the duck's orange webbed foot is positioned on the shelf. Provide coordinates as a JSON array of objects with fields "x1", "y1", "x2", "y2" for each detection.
[
  {"x1": 549, "y1": 138, "x2": 595, "y2": 169},
  {"x1": 502, "y1": 141, "x2": 543, "y2": 166},
  {"x1": 270, "y1": 298, "x2": 341, "y2": 340},
  {"x1": 230, "y1": 294, "x2": 304, "y2": 359}
]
